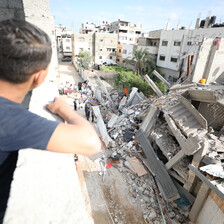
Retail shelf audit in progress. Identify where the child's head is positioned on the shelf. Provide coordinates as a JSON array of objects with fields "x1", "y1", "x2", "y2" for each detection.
[{"x1": 0, "y1": 19, "x2": 52, "y2": 84}]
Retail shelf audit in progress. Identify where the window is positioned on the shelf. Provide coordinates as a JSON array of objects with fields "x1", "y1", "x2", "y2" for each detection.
[
  {"x1": 99, "y1": 56, "x2": 102, "y2": 59},
  {"x1": 117, "y1": 59, "x2": 120, "y2": 62},
  {"x1": 119, "y1": 49, "x2": 121, "y2": 53},
  {"x1": 66, "y1": 46, "x2": 70, "y2": 50},
  {"x1": 170, "y1": 57, "x2": 178, "y2": 62},
  {"x1": 123, "y1": 49, "x2": 127, "y2": 54},
  {"x1": 78, "y1": 37, "x2": 85, "y2": 42},
  {"x1": 66, "y1": 39, "x2": 70, "y2": 42},
  {"x1": 112, "y1": 49, "x2": 116, "y2": 52},
  {"x1": 129, "y1": 38, "x2": 133, "y2": 41},
  {"x1": 159, "y1": 55, "x2": 165, "y2": 61},
  {"x1": 100, "y1": 39, "x2": 103, "y2": 42},
  {"x1": 111, "y1": 40, "x2": 113, "y2": 43},
  {"x1": 110, "y1": 56, "x2": 113, "y2": 59},
  {"x1": 100, "y1": 48, "x2": 103, "y2": 51},
  {"x1": 162, "y1": 41, "x2": 168, "y2": 46},
  {"x1": 187, "y1": 41, "x2": 192, "y2": 46},
  {"x1": 153, "y1": 42, "x2": 157, "y2": 46},
  {"x1": 174, "y1": 41, "x2": 181, "y2": 46},
  {"x1": 79, "y1": 48, "x2": 83, "y2": 52}
]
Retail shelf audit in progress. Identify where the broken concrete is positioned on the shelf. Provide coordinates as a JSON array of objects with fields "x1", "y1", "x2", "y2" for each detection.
[
  {"x1": 92, "y1": 106, "x2": 113, "y2": 146},
  {"x1": 144, "y1": 75, "x2": 163, "y2": 96}
]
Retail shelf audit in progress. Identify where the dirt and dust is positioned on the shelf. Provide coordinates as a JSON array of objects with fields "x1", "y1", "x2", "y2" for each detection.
[{"x1": 77, "y1": 156, "x2": 148, "y2": 224}]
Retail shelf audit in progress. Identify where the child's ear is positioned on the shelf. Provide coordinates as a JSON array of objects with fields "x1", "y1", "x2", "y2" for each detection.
[{"x1": 31, "y1": 67, "x2": 49, "y2": 89}]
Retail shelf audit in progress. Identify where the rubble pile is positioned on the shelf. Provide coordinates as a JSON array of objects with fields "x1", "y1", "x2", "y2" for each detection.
[{"x1": 92, "y1": 78, "x2": 224, "y2": 223}]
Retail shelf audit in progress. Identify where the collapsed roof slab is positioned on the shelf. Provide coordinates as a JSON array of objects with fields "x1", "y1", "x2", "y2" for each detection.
[
  {"x1": 164, "y1": 114, "x2": 203, "y2": 170},
  {"x1": 166, "y1": 96, "x2": 207, "y2": 137},
  {"x1": 136, "y1": 129, "x2": 179, "y2": 202},
  {"x1": 92, "y1": 106, "x2": 113, "y2": 146},
  {"x1": 140, "y1": 105, "x2": 160, "y2": 136},
  {"x1": 187, "y1": 85, "x2": 224, "y2": 103}
]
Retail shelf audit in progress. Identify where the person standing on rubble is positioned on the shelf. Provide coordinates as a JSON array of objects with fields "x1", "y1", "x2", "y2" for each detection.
[
  {"x1": 85, "y1": 102, "x2": 90, "y2": 121},
  {"x1": 0, "y1": 19, "x2": 101, "y2": 223}
]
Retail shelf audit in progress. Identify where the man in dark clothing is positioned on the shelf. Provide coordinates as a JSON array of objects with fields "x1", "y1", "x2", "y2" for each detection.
[
  {"x1": 73, "y1": 100, "x2": 77, "y2": 110},
  {"x1": 78, "y1": 82, "x2": 82, "y2": 91},
  {"x1": 0, "y1": 19, "x2": 101, "y2": 222},
  {"x1": 85, "y1": 103, "x2": 90, "y2": 121}
]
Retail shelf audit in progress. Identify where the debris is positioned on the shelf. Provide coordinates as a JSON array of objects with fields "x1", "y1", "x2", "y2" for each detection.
[
  {"x1": 92, "y1": 106, "x2": 113, "y2": 146},
  {"x1": 108, "y1": 114, "x2": 119, "y2": 128},
  {"x1": 144, "y1": 75, "x2": 163, "y2": 96},
  {"x1": 136, "y1": 129, "x2": 180, "y2": 201},
  {"x1": 128, "y1": 157, "x2": 147, "y2": 177},
  {"x1": 124, "y1": 161, "x2": 136, "y2": 174},
  {"x1": 124, "y1": 129, "x2": 135, "y2": 142},
  {"x1": 152, "y1": 70, "x2": 171, "y2": 88},
  {"x1": 126, "y1": 87, "x2": 138, "y2": 106}
]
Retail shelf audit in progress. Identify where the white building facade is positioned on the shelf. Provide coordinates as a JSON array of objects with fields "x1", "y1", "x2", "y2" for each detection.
[
  {"x1": 55, "y1": 25, "x2": 72, "y2": 57},
  {"x1": 156, "y1": 26, "x2": 224, "y2": 83}
]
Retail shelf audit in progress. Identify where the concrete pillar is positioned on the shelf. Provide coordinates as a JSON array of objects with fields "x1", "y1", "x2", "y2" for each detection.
[{"x1": 144, "y1": 75, "x2": 163, "y2": 96}]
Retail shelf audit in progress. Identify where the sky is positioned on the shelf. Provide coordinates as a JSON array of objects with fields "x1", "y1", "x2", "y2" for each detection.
[{"x1": 49, "y1": 0, "x2": 224, "y2": 33}]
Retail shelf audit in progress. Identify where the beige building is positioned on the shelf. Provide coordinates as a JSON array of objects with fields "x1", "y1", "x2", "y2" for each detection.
[
  {"x1": 72, "y1": 33, "x2": 93, "y2": 56},
  {"x1": 137, "y1": 30, "x2": 161, "y2": 60},
  {"x1": 109, "y1": 20, "x2": 142, "y2": 45},
  {"x1": 72, "y1": 32, "x2": 118, "y2": 65},
  {"x1": 93, "y1": 33, "x2": 118, "y2": 64}
]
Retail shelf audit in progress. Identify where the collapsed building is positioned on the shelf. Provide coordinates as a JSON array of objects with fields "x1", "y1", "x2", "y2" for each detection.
[{"x1": 88, "y1": 70, "x2": 224, "y2": 223}]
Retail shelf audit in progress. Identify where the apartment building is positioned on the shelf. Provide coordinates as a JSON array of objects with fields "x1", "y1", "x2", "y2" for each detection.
[
  {"x1": 72, "y1": 32, "x2": 118, "y2": 65},
  {"x1": 156, "y1": 16, "x2": 224, "y2": 83},
  {"x1": 55, "y1": 25, "x2": 72, "y2": 57},
  {"x1": 137, "y1": 30, "x2": 162, "y2": 60},
  {"x1": 109, "y1": 19, "x2": 142, "y2": 45},
  {"x1": 80, "y1": 21, "x2": 110, "y2": 34},
  {"x1": 72, "y1": 33, "x2": 93, "y2": 56},
  {"x1": 93, "y1": 33, "x2": 118, "y2": 64}
]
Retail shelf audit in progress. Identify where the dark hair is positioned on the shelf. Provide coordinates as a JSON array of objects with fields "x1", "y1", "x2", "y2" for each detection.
[{"x1": 0, "y1": 19, "x2": 52, "y2": 83}]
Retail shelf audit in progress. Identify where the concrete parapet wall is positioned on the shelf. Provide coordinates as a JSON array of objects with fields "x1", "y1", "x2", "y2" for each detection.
[{"x1": 4, "y1": 81, "x2": 91, "y2": 223}]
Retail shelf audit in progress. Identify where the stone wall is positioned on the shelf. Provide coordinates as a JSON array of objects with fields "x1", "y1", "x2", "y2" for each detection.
[{"x1": 0, "y1": 0, "x2": 25, "y2": 21}]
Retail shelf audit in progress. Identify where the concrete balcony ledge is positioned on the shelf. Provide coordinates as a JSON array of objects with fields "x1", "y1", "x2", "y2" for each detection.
[{"x1": 3, "y1": 81, "x2": 91, "y2": 224}]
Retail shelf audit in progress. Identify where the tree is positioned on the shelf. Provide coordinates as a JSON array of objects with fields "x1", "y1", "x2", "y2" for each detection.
[
  {"x1": 78, "y1": 51, "x2": 92, "y2": 69},
  {"x1": 125, "y1": 48, "x2": 154, "y2": 76}
]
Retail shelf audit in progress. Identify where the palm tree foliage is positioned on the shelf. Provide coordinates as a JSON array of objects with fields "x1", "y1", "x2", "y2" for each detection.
[{"x1": 125, "y1": 47, "x2": 157, "y2": 76}]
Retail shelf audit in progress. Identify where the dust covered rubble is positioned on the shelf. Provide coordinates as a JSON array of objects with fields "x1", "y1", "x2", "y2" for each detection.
[
  {"x1": 97, "y1": 88, "x2": 190, "y2": 223},
  {"x1": 95, "y1": 83, "x2": 224, "y2": 223}
]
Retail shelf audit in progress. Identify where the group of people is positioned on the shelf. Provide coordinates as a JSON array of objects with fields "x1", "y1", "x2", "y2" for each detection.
[{"x1": 73, "y1": 97, "x2": 95, "y2": 122}]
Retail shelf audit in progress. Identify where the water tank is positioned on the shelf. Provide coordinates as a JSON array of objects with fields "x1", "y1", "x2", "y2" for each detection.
[
  {"x1": 180, "y1": 26, "x2": 185, "y2": 30},
  {"x1": 209, "y1": 16, "x2": 216, "y2": 25},
  {"x1": 200, "y1": 20, "x2": 205, "y2": 27}
]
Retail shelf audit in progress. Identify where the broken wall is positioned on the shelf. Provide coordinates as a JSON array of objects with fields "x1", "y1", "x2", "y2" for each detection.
[{"x1": 192, "y1": 38, "x2": 224, "y2": 84}]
